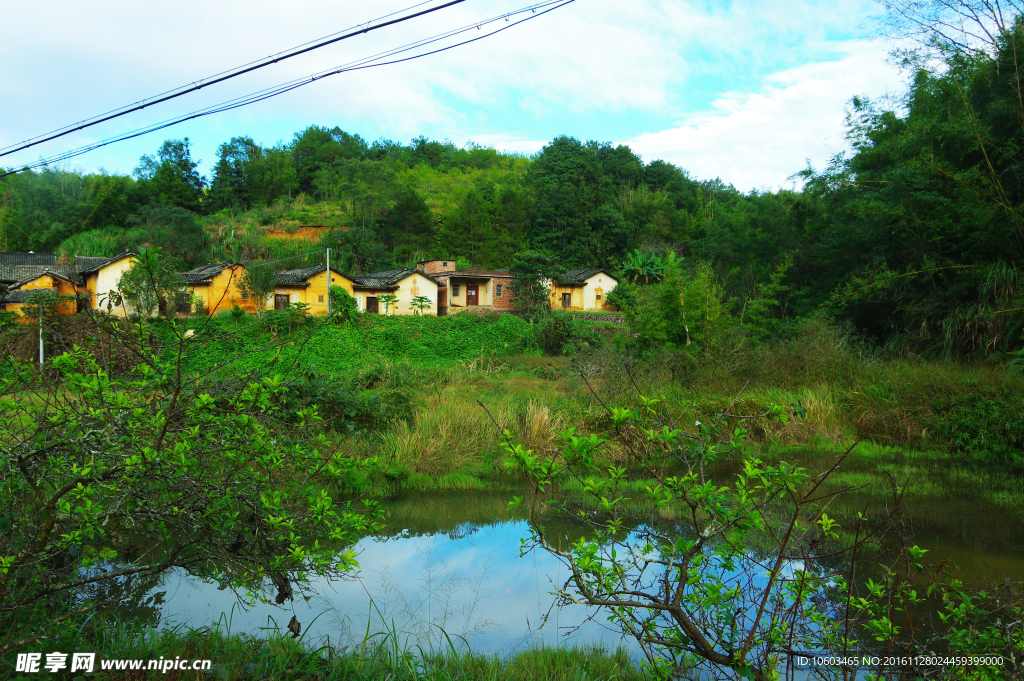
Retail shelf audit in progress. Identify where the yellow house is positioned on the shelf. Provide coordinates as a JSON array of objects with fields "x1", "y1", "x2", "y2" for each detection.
[
  {"x1": 273, "y1": 265, "x2": 350, "y2": 316},
  {"x1": 0, "y1": 269, "x2": 82, "y2": 321},
  {"x1": 77, "y1": 252, "x2": 137, "y2": 315},
  {"x1": 180, "y1": 263, "x2": 254, "y2": 316},
  {"x1": 550, "y1": 269, "x2": 619, "y2": 312},
  {"x1": 347, "y1": 268, "x2": 440, "y2": 315}
]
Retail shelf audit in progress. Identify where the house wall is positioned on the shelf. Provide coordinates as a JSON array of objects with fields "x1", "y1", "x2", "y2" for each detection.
[
  {"x1": 418, "y1": 260, "x2": 457, "y2": 276},
  {"x1": 491, "y1": 276, "x2": 514, "y2": 310},
  {"x1": 549, "y1": 283, "x2": 585, "y2": 311},
  {"x1": 18, "y1": 274, "x2": 79, "y2": 316},
  {"x1": 88, "y1": 257, "x2": 136, "y2": 315},
  {"x1": 3, "y1": 301, "x2": 33, "y2": 320},
  {"x1": 353, "y1": 272, "x2": 438, "y2": 315},
  {"x1": 188, "y1": 265, "x2": 257, "y2": 315},
  {"x1": 393, "y1": 272, "x2": 438, "y2": 315},
  {"x1": 448, "y1": 278, "x2": 493, "y2": 309},
  {"x1": 274, "y1": 269, "x2": 349, "y2": 316},
  {"x1": 582, "y1": 273, "x2": 619, "y2": 311}
]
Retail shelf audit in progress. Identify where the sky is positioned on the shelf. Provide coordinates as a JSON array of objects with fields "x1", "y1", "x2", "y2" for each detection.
[{"x1": 0, "y1": 0, "x2": 908, "y2": 192}]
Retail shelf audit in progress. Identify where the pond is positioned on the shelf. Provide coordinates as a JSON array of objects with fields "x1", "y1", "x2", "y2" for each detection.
[{"x1": 150, "y1": 485, "x2": 1024, "y2": 655}]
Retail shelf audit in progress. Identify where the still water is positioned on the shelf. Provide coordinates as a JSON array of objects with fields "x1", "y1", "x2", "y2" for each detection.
[
  {"x1": 154, "y1": 491, "x2": 639, "y2": 655},
  {"x1": 152, "y1": 488, "x2": 1024, "y2": 653}
]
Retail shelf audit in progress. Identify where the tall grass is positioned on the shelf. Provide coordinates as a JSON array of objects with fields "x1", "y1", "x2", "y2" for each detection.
[
  {"x1": 27, "y1": 615, "x2": 644, "y2": 681},
  {"x1": 378, "y1": 395, "x2": 568, "y2": 475}
]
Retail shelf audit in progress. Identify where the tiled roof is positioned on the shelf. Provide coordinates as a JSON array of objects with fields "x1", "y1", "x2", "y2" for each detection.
[
  {"x1": 560, "y1": 269, "x2": 613, "y2": 285},
  {"x1": 75, "y1": 256, "x2": 114, "y2": 273},
  {"x1": 0, "y1": 288, "x2": 56, "y2": 304},
  {"x1": 348, "y1": 268, "x2": 408, "y2": 290},
  {"x1": 12, "y1": 268, "x2": 78, "y2": 288},
  {"x1": 76, "y1": 252, "x2": 135, "y2": 275},
  {"x1": 275, "y1": 265, "x2": 348, "y2": 287},
  {"x1": 0, "y1": 252, "x2": 57, "y2": 267},
  {"x1": 348, "y1": 268, "x2": 441, "y2": 289},
  {"x1": 0, "y1": 264, "x2": 79, "y2": 285},
  {"x1": 276, "y1": 265, "x2": 324, "y2": 286},
  {"x1": 179, "y1": 263, "x2": 235, "y2": 284}
]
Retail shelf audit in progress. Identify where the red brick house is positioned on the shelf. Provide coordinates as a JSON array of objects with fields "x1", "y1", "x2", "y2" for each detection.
[{"x1": 416, "y1": 260, "x2": 515, "y2": 315}]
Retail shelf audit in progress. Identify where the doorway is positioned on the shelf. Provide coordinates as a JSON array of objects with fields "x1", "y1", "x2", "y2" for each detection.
[
  {"x1": 274, "y1": 294, "x2": 290, "y2": 310},
  {"x1": 366, "y1": 296, "x2": 379, "y2": 314},
  {"x1": 561, "y1": 292, "x2": 571, "y2": 309},
  {"x1": 467, "y1": 284, "x2": 478, "y2": 307}
]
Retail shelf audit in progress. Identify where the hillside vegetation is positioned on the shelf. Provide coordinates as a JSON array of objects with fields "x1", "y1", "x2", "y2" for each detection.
[{"x1": 4, "y1": 20, "x2": 1024, "y2": 361}]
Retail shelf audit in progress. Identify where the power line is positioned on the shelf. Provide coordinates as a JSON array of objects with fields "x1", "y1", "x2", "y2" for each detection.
[
  {"x1": 0, "y1": 0, "x2": 573, "y2": 179},
  {"x1": 0, "y1": 0, "x2": 469, "y2": 159}
]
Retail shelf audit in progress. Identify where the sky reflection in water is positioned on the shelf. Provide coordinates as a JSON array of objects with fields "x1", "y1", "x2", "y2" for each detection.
[{"x1": 156, "y1": 518, "x2": 638, "y2": 655}]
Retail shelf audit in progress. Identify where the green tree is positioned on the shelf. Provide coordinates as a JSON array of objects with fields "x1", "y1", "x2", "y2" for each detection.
[
  {"x1": 329, "y1": 285, "x2": 358, "y2": 323},
  {"x1": 291, "y1": 126, "x2": 369, "y2": 195},
  {"x1": 238, "y1": 262, "x2": 279, "y2": 318},
  {"x1": 209, "y1": 137, "x2": 298, "y2": 211},
  {"x1": 116, "y1": 247, "x2": 184, "y2": 319},
  {"x1": 124, "y1": 201, "x2": 207, "y2": 265},
  {"x1": 502, "y1": 394, "x2": 1021, "y2": 680},
  {"x1": 134, "y1": 139, "x2": 207, "y2": 214},
  {"x1": 0, "y1": 339, "x2": 380, "y2": 655},
  {"x1": 410, "y1": 295, "x2": 432, "y2": 314},
  {"x1": 509, "y1": 250, "x2": 558, "y2": 318},
  {"x1": 377, "y1": 293, "x2": 399, "y2": 315}
]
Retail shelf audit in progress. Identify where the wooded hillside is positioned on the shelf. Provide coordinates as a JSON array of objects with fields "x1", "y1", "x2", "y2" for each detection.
[{"x1": 3, "y1": 22, "x2": 1024, "y2": 359}]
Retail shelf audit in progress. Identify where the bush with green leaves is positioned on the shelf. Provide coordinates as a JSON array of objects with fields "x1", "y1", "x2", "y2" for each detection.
[
  {"x1": 238, "y1": 262, "x2": 278, "y2": 317},
  {"x1": 502, "y1": 393, "x2": 1023, "y2": 680},
  {"x1": 929, "y1": 392, "x2": 1024, "y2": 464},
  {"x1": 329, "y1": 285, "x2": 359, "y2": 323},
  {"x1": 534, "y1": 314, "x2": 599, "y2": 356},
  {"x1": 0, "y1": 337, "x2": 381, "y2": 656}
]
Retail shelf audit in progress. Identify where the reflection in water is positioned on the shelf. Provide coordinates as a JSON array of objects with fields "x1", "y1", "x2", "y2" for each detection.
[
  {"x1": 155, "y1": 512, "x2": 637, "y2": 655},
  {"x1": 151, "y1": 488, "x2": 1024, "y2": 654}
]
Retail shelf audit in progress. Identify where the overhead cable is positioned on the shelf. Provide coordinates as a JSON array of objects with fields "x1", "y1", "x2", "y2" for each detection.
[
  {"x1": 0, "y1": 0, "x2": 468, "y2": 159},
  {"x1": 0, "y1": 0, "x2": 573, "y2": 178}
]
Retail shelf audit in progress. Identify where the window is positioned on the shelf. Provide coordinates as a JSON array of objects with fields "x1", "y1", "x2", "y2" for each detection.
[
  {"x1": 495, "y1": 284, "x2": 503, "y2": 297},
  {"x1": 453, "y1": 284, "x2": 460, "y2": 296},
  {"x1": 318, "y1": 295, "x2": 324, "y2": 302},
  {"x1": 596, "y1": 294, "x2": 602, "y2": 300},
  {"x1": 241, "y1": 292, "x2": 248, "y2": 300},
  {"x1": 442, "y1": 261, "x2": 448, "y2": 267}
]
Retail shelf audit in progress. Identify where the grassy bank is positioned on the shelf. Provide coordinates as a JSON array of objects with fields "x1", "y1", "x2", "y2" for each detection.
[
  {"x1": 12, "y1": 620, "x2": 643, "y2": 681},
  {"x1": 312, "y1": 319, "x2": 1024, "y2": 527},
  {"x1": 165, "y1": 312, "x2": 540, "y2": 377}
]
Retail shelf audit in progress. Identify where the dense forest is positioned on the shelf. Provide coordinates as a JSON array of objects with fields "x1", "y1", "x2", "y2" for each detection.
[{"x1": 3, "y1": 19, "x2": 1024, "y2": 360}]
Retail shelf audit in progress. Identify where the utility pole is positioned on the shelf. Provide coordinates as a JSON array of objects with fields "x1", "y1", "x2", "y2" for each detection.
[
  {"x1": 38, "y1": 305, "x2": 44, "y2": 366},
  {"x1": 326, "y1": 248, "x2": 331, "y2": 316}
]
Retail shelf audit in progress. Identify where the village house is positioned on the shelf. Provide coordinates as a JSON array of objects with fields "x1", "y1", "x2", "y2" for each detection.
[
  {"x1": 0, "y1": 252, "x2": 83, "y2": 320},
  {"x1": 0, "y1": 252, "x2": 62, "y2": 286},
  {"x1": 416, "y1": 259, "x2": 514, "y2": 315},
  {"x1": 346, "y1": 268, "x2": 440, "y2": 315},
  {"x1": 0, "y1": 269, "x2": 81, "y2": 319},
  {"x1": 180, "y1": 263, "x2": 253, "y2": 316},
  {"x1": 274, "y1": 264, "x2": 348, "y2": 315},
  {"x1": 549, "y1": 269, "x2": 619, "y2": 311},
  {"x1": 76, "y1": 252, "x2": 137, "y2": 314}
]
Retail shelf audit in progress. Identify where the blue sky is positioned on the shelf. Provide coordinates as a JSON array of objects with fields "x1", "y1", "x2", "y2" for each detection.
[{"x1": 0, "y1": 0, "x2": 907, "y2": 191}]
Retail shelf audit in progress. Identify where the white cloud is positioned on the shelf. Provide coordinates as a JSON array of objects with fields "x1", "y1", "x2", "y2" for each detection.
[
  {"x1": 0, "y1": 0, "x2": 898, "y2": 183},
  {"x1": 625, "y1": 41, "x2": 906, "y2": 191}
]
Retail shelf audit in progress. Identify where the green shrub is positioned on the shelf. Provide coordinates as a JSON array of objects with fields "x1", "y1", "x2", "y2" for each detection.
[
  {"x1": 534, "y1": 314, "x2": 599, "y2": 356},
  {"x1": 930, "y1": 393, "x2": 1024, "y2": 463}
]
